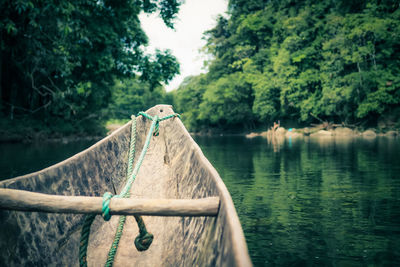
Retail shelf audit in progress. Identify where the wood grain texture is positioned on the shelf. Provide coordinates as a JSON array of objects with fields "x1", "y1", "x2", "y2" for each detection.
[
  {"x1": 0, "y1": 105, "x2": 252, "y2": 267},
  {"x1": 0, "y1": 188, "x2": 219, "y2": 216}
]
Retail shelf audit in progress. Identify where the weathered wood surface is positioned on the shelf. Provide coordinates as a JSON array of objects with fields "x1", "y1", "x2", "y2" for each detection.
[
  {"x1": 0, "y1": 188, "x2": 220, "y2": 216},
  {"x1": 0, "y1": 105, "x2": 252, "y2": 267}
]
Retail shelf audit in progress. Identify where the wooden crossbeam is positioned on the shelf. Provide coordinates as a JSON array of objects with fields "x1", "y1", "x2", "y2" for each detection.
[{"x1": 0, "y1": 188, "x2": 220, "y2": 217}]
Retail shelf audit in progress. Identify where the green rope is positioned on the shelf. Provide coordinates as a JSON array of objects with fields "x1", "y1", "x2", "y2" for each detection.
[
  {"x1": 134, "y1": 215, "x2": 153, "y2": 251},
  {"x1": 105, "y1": 215, "x2": 128, "y2": 266},
  {"x1": 79, "y1": 112, "x2": 180, "y2": 267},
  {"x1": 137, "y1": 111, "x2": 180, "y2": 136},
  {"x1": 79, "y1": 116, "x2": 139, "y2": 267},
  {"x1": 158, "y1": 113, "x2": 181, "y2": 121},
  {"x1": 104, "y1": 115, "x2": 137, "y2": 266},
  {"x1": 102, "y1": 192, "x2": 113, "y2": 221},
  {"x1": 79, "y1": 214, "x2": 96, "y2": 267}
]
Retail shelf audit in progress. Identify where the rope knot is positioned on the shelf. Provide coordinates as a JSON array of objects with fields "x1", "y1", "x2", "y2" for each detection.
[
  {"x1": 102, "y1": 192, "x2": 113, "y2": 221},
  {"x1": 134, "y1": 232, "x2": 154, "y2": 251},
  {"x1": 138, "y1": 111, "x2": 180, "y2": 137}
]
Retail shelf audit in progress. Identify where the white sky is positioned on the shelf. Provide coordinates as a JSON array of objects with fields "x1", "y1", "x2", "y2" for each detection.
[{"x1": 139, "y1": 0, "x2": 228, "y2": 91}]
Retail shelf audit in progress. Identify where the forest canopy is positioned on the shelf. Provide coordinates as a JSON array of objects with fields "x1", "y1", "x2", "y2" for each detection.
[
  {"x1": 0, "y1": 0, "x2": 180, "y2": 134},
  {"x1": 172, "y1": 0, "x2": 400, "y2": 132},
  {"x1": 1, "y1": 0, "x2": 399, "y2": 136}
]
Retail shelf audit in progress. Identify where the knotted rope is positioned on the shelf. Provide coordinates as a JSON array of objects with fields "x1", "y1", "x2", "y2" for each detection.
[
  {"x1": 79, "y1": 111, "x2": 180, "y2": 267},
  {"x1": 137, "y1": 111, "x2": 180, "y2": 136}
]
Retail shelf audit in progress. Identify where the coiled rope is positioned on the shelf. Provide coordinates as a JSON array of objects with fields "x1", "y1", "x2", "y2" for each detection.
[{"x1": 79, "y1": 111, "x2": 179, "y2": 267}]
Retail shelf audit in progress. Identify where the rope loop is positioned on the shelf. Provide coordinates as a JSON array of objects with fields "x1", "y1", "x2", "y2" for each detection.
[
  {"x1": 137, "y1": 111, "x2": 153, "y2": 121},
  {"x1": 102, "y1": 192, "x2": 113, "y2": 221},
  {"x1": 158, "y1": 113, "x2": 181, "y2": 121},
  {"x1": 137, "y1": 111, "x2": 180, "y2": 137}
]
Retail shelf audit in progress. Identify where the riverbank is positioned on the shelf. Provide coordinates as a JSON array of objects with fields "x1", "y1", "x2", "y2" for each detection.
[
  {"x1": 0, "y1": 117, "x2": 129, "y2": 143},
  {"x1": 0, "y1": 127, "x2": 103, "y2": 144},
  {"x1": 245, "y1": 125, "x2": 399, "y2": 139},
  {"x1": 0, "y1": 129, "x2": 103, "y2": 144},
  {"x1": 3, "y1": 116, "x2": 399, "y2": 144}
]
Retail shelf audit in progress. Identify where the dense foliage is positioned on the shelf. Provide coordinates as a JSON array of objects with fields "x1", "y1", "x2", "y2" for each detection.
[
  {"x1": 173, "y1": 0, "x2": 400, "y2": 131},
  {"x1": 0, "y1": 0, "x2": 180, "y2": 133},
  {"x1": 108, "y1": 78, "x2": 171, "y2": 119}
]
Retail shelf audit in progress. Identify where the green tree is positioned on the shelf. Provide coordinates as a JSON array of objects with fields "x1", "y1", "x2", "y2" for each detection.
[
  {"x1": 108, "y1": 78, "x2": 169, "y2": 119},
  {"x1": 320, "y1": 7, "x2": 400, "y2": 122},
  {"x1": 172, "y1": 75, "x2": 208, "y2": 131},
  {"x1": 174, "y1": 0, "x2": 400, "y2": 131},
  {"x1": 199, "y1": 73, "x2": 254, "y2": 130},
  {"x1": 0, "y1": 0, "x2": 181, "y2": 126}
]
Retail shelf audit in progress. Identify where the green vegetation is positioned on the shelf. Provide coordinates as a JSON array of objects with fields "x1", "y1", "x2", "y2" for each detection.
[
  {"x1": 2, "y1": 0, "x2": 399, "y2": 138},
  {"x1": 108, "y1": 79, "x2": 171, "y2": 120},
  {"x1": 172, "y1": 0, "x2": 400, "y2": 132},
  {"x1": 0, "y1": 0, "x2": 180, "y2": 138}
]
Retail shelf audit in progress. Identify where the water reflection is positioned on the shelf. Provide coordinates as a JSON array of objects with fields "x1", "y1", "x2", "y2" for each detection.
[
  {"x1": 0, "y1": 140, "x2": 97, "y2": 180},
  {"x1": 1, "y1": 136, "x2": 399, "y2": 266},
  {"x1": 195, "y1": 135, "x2": 400, "y2": 266},
  {"x1": 266, "y1": 133, "x2": 285, "y2": 152}
]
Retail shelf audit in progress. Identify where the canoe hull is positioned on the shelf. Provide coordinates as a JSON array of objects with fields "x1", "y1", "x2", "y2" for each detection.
[
  {"x1": 0, "y1": 114, "x2": 131, "y2": 266},
  {"x1": 0, "y1": 105, "x2": 252, "y2": 266}
]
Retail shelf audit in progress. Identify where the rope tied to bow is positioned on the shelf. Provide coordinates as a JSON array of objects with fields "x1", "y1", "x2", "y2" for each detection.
[
  {"x1": 137, "y1": 111, "x2": 180, "y2": 136},
  {"x1": 79, "y1": 111, "x2": 180, "y2": 267}
]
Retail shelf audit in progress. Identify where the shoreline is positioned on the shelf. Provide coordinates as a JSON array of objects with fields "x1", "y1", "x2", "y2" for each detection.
[
  {"x1": 0, "y1": 119, "x2": 125, "y2": 144},
  {"x1": 2, "y1": 122, "x2": 399, "y2": 144},
  {"x1": 0, "y1": 133, "x2": 103, "y2": 144},
  {"x1": 245, "y1": 126, "x2": 399, "y2": 139}
]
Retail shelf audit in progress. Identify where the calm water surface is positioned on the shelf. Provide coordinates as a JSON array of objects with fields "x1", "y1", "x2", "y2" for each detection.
[
  {"x1": 194, "y1": 135, "x2": 400, "y2": 266},
  {"x1": 0, "y1": 140, "x2": 97, "y2": 180},
  {"x1": 1, "y1": 136, "x2": 400, "y2": 266}
]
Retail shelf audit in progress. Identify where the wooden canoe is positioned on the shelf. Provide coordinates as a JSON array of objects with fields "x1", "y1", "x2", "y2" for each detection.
[{"x1": 0, "y1": 105, "x2": 252, "y2": 266}]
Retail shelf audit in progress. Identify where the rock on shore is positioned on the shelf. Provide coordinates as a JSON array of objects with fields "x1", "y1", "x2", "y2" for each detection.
[
  {"x1": 246, "y1": 126, "x2": 398, "y2": 139},
  {"x1": 334, "y1": 127, "x2": 356, "y2": 136},
  {"x1": 385, "y1": 130, "x2": 397, "y2": 137},
  {"x1": 310, "y1": 130, "x2": 332, "y2": 137},
  {"x1": 362, "y1": 129, "x2": 377, "y2": 138}
]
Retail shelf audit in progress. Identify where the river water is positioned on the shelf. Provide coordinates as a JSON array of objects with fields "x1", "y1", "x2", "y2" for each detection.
[
  {"x1": 1, "y1": 135, "x2": 400, "y2": 266},
  {"x1": 194, "y1": 135, "x2": 400, "y2": 266}
]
